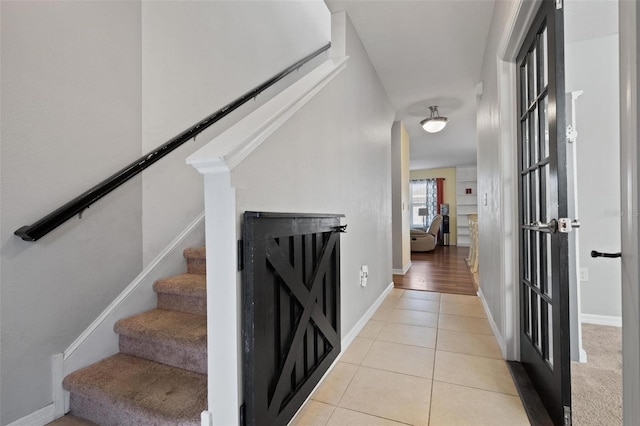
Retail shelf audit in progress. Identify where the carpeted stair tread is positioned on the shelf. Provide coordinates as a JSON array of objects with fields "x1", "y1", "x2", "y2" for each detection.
[
  {"x1": 153, "y1": 273, "x2": 206, "y2": 298},
  {"x1": 154, "y1": 274, "x2": 206, "y2": 315},
  {"x1": 183, "y1": 247, "x2": 205, "y2": 260},
  {"x1": 63, "y1": 353, "x2": 206, "y2": 425},
  {"x1": 184, "y1": 247, "x2": 206, "y2": 275},
  {"x1": 114, "y1": 309, "x2": 206, "y2": 347}
]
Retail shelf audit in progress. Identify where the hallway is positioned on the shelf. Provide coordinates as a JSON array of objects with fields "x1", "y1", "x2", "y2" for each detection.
[
  {"x1": 291, "y1": 289, "x2": 528, "y2": 425},
  {"x1": 393, "y1": 247, "x2": 476, "y2": 295}
]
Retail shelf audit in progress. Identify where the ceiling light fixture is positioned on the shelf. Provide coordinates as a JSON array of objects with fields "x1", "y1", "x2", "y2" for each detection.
[{"x1": 420, "y1": 106, "x2": 448, "y2": 133}]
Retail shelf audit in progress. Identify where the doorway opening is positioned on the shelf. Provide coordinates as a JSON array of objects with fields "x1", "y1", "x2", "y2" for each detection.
[{"x1": 565, "y1": 0, "x2": 622, "y2": 423}]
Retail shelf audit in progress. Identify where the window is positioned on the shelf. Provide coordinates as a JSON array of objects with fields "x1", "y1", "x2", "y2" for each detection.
[{"x1": 410, "y1": 179, "x2": 437, "y2": 228}]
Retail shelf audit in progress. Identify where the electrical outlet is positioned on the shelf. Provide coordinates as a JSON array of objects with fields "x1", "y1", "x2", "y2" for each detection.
[
  {"x1": 579, "y1": 268, "x2": 589, "y2": 282},
  {"x1": 360, "y1": 265, "x2": 369, "y2": 287}
]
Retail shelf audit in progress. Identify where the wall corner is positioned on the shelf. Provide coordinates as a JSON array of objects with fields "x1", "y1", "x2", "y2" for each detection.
[{"x1": 330, "y1": 10, "x2": 347, "y2": 58}]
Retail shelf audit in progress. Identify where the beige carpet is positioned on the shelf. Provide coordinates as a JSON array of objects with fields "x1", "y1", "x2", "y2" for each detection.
[
  {"x1": 59, "y1": 247, "x2": 207, "y2": 425},
  {"x1": 571, "y1": 323, "x2": 622, "y2": 425},
  {"x1": 47, "y1": 414, "x2": 97, "y2": 425}
]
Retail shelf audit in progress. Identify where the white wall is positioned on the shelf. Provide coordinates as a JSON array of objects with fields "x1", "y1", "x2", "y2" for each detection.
[
  {"x1": 565, "y1": 33, "x2": 621, "y2": 318},
  {"x1": 0, "y1": 1, "x2": 331, "y2": 424},
  {"x1": 0, "y1": 3, "x2": 143, "y2": 424},
  {"x1": 141, "y1": 1, "x2": 331, "y2": 266},
  {"x1": 231, "y1": 14, "x2": 394, "y2": 337},
  {"x1": 476, "y1": 0, "x2": 518, "y2": 349}
]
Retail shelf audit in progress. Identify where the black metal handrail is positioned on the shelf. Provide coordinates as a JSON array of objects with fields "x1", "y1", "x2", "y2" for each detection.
[{"x1": 14, "y1": 42, "x2": 331, "y2": 241}]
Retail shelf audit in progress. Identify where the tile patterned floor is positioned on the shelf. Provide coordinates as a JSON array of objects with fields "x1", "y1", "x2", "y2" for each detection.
[{"x1": 290, "y1": 289, "x2": 530, "y2": 426}]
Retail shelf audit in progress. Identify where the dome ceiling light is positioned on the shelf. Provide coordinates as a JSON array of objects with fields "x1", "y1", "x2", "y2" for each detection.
[{"x1": 420, "y1": 106, "x2": 448, "y2": 133}]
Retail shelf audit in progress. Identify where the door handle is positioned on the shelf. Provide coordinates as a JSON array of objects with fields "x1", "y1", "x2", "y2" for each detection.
[
  {"x1": 591, "y1": 250, "x2": 621, "y2": 258},
  {"x1": 529, "y1": 219, "x2": 557, "y2": 232},
  {"x1": 530, "y1": 221, "x2": 550, "y2": 230},
  {"x1": 529, "y1": 218, "x2": 580, "y2": 233}
]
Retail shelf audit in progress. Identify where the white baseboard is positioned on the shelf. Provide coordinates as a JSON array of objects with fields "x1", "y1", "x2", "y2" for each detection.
[
  {"x1": 52, "y1": 353, "x2": 66, "y2": 417},
  {"x1": 579, "y1": 348, "x2": 588, "y2": 363},
  {"x1": 581, "y1": 314, "x2": 622, "y2": 327},
  {"x1": 6, "y1": 404, "x2": 56, "y2": 426},
  {"x1": 341, "y1": 282, "x2": 394, "y2": 349},
  {"x1": 478, "y1": 287, "x2": 507, "y2": 358},
  {"x1": 392, "y1": 262, "x2": 412, "y2": 275},
  {"x1": 201, "y1": 410, "x2": 213, "y2": 426},
  {"x1": 62, "y1": 213, "x2": 205, "y2": 378}
]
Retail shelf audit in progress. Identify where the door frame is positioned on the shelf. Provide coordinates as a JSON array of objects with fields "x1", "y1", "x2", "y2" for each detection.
[
  {"x1": 496, "y1": 0, "x2": 542, "y2": 361},
  {"x1": 496, "y1": 0, "x2": 640, "y2": 421},
  {"x1": 495, "y1": 0, "x2": 581, "y2": 361},
  {"x1": 619, "y1": 0, "x2": 640, "y2": 422}
]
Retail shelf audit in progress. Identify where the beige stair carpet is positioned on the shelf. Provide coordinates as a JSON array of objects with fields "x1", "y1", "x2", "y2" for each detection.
[
  {"x1": 571, "y1": 323, "x2": 622, "y2": 425},
  {"x1": 115, "y1": 308, "x2": 207, "y2": 374},
  {"x1": 63, "y1": 354, "x2": 206, "y2": 426},
  {"x1": 60, "y1": 247, "x2": 207, "y2": 425},
  {"x1": 154, "y1": 273, "x2": 206, "y2": 316}
]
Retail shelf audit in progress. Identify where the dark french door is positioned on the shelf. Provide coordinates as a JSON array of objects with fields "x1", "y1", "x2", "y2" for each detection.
[{"x1": 517, "y1": 1, "x2": 573, "y2": 424}]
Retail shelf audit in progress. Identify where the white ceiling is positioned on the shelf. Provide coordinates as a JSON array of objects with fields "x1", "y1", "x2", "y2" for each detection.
[{"x1": 325, "y1": 0, "x2": 495, "y2": 170}]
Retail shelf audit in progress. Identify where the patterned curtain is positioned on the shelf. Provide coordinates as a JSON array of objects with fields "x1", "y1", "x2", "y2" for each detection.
[
  {"x1": 425, "y1": 179, "x2": 437, "y2": 225},
  {"x1": 410, "y1": 178, "x2": 438, "y2": 228},
  {"x1": 436, "y1": 178, "x2": 444, "y2": 214}
]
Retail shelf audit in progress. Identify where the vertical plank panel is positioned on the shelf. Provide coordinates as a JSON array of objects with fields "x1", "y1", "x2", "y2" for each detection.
[
  {"x1": 277, "y1": 237, "x2": 291, "y2": 403},
  {"x1": 331, "y1": 231, "x2": 342, "y2": 353},
  {"x1": 292, "y1": 234, "x2": 305, "y2": 387},
  {"x1": 315, "y1": 233, "x2": 324, "y2": 361},
  {"x1": 325, "y1": 231, "x2": 335, "y2": 354},
  {"x1": 304, "y1": 234, "x2": 315, "y2": 373},
  {"x1": 332, "y1": 231, "x2": 341, "y2": 347}
]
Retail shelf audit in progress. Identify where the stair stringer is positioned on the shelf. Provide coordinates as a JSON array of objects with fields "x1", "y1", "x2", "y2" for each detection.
[{"x1": 54, "y1": 212, "x2": 205, "y2": 417}]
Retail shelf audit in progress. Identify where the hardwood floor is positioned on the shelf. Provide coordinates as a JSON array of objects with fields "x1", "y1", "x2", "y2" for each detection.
[{"x1": 393, "y1": 245, "x2": 477, "y2": 295}]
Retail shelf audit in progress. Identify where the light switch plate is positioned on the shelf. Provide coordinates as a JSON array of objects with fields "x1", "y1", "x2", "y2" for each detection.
[
  {"x1": 360, "y1": 265, "x2": 369, "y2": 287},
  {"x1": 580, "y1": 268, "x2": 589, "y2": 282}
]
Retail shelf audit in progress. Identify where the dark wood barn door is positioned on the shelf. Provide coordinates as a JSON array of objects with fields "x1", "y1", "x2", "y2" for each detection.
[{"x1": 242, "y1": 212, "x2": 344, "y2": 425}]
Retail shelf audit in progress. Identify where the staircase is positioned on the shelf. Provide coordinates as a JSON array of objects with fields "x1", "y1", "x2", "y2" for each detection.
[{"x1": 62, "y1": 248, "x2": 207, "y2": 426}]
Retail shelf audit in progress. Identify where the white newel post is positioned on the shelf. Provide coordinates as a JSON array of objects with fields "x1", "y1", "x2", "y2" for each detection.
[{"x1": 193, "y1": 168, "x2": 240, "y2": 426}]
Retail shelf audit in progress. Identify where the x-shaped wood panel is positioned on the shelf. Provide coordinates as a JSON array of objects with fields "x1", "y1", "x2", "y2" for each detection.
[{"x1": 265, "y1": 232, "x2": 338, "y2": 418}]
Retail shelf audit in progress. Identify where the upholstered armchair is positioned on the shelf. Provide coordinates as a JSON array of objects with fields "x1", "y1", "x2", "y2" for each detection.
[{"x1": 410, "y1": 214, "x2": 443, "y2": 252}]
